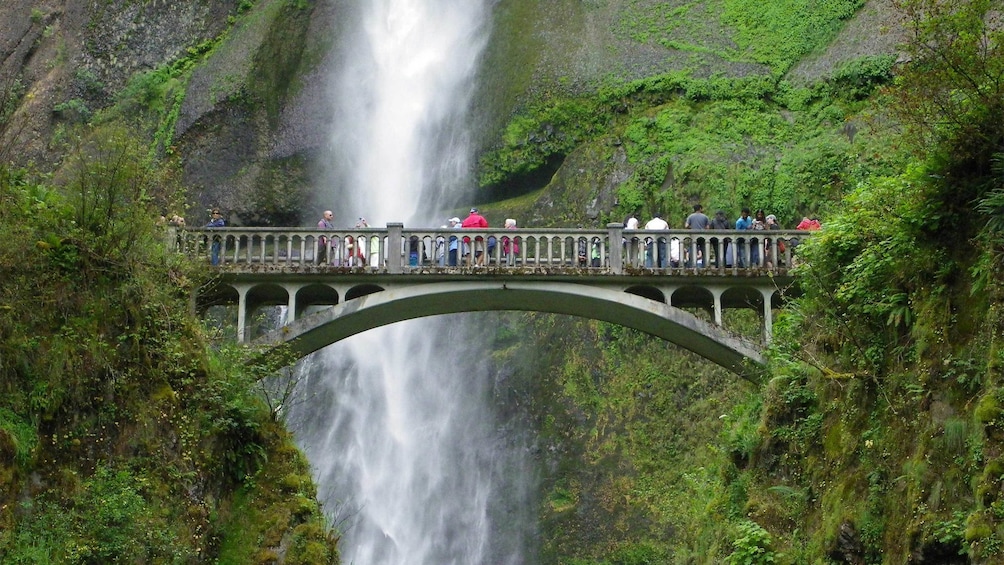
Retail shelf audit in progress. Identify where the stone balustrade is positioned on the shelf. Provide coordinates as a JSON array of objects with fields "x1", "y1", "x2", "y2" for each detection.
[{"x1": 170, "y1": 223, "x2": 812, "y2": 275}]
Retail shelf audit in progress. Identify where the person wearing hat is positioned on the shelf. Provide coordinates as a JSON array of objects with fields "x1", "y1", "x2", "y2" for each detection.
[
  {"x1": 461, "y1": 207, "x2": 489, "y2": 266},
  {"x1": 447, "y1": 217, "x2": 462, "y2": 266}
]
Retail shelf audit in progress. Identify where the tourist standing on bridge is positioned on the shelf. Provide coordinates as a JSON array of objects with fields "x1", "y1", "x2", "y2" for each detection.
[
  {"x1": 749, "y1": 209, "x2": 767, "y2": 267},
  {"x1": 685, "y1": 203, "x2": 710, "y2": 268},
  {"x1": 710, "y1": 209, "x2": 731, "y2": 267},
  {"x1": 644, "y1": 213, "x2": 669, "y2": 268},
  {"x1": 317, "y1": 210, "x2": 335, "y2": 265},
  {"x1": 735, "y1": 208, "x2": 753, "y2": 268},
  {"x1": 501, "y1": 218, "x2": 520, "y2": 265},
  {"x1": 764, "y1": 213, "x2": 783, "y2": 268},
  {"x1": 462, "y1": 207, "x2": 489, "y2": 266},
  {"x1": 624, "y1": 213, "x2": 641, "y2": 267},
  {"x1": 205, "y1": 208, "x2": 225, "y2": 266},
  {"x1": 448, "y1": 217, "x2": 461, "y2": 266},
  {"x1": 685, "y1": 204, "x2": 710, "y2": 229}
]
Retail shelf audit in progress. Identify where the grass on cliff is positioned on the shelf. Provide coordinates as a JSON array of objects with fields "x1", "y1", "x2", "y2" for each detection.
[
  {"x1": 480, "y1": 58, "x2": 898, "y2": 228},
  {"x1": 617, "y1": 0, "x2": 865, "y2": 74}
]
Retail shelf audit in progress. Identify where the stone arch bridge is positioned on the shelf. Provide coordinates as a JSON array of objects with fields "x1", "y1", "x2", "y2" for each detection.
[{"x1": 176, "y1": 223, "x2": 810, "y2": 379}]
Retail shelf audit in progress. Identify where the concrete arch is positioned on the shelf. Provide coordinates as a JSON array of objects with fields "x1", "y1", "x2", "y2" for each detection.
[
  {"x1": 721, "y1": 286, "x2": 764, "y2": 310},
  {"x1": 254, "y1": 281, "x2": 766, "y2": 380},
  {"x1": 671, "y1": 285, "x2": 715, "y2": 313},
  {"x1": 625, "y1": 285, "x2": 665, "y2": 304},
  {"x1": 345, "y1": 284, "x2": 385, "y2": 301},
  {"x1": 295, "y1": 284, "x2": 340, "y2": 318},
  {"x1": 247, "y1": 283, "x2": 290, "y2": 309}
]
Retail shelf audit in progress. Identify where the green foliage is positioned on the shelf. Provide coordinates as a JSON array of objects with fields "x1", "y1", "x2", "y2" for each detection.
[
  {"x1": 6, "y1": 466, "x2": 192, "y2": 564},
  {"x1": 726, "y1": 520, "x2": 776, "y2": 564},
  {"x1": 615, "y1": 0, "x2": 864, "y2": 74},
  {"x1": 722, "y1": 0, "x2": 865, "y2": 73},
  {"x1": 484, "y1": 68, "x2": 892, "y2": 227},
  {"x1": 479, "y1": 98, "x2": 606, "y2": 188},
  {"x1": 794, "y1": 165, "x2": 945, "y2": 373},
  {"x1": 52, "y1": 99, "x2": 92, "y2": 123},
  {"x1": 932, "y1": 510, "x2": 968, "y2": 554},
  {"x1": 0, "y1": 408, "x2": 37, "y2": 466},
  {"x1": 0, "y1": 127, "x2": 336, "y2": 561},
  {"x1": 825, "y1": 55, "x2": 898, "y2": 101}
]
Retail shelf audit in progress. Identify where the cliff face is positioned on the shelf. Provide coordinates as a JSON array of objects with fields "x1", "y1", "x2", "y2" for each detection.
[
  {"x1": 0, "y1": 0, "x2": 234, "y2": 163},
  {"x1": 0, "y1": 1, "x2": 903, "y2": 227}
]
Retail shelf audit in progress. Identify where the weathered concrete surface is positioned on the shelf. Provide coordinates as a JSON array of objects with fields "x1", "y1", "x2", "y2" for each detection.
[{"x1": 256, "y1": 281, "x2": 766, "y2": 379}]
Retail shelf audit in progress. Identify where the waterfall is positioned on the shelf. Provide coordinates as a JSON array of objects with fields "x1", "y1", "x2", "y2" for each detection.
[{"x1": 290, "y1": 1, "x2": 536, "y2": 563}]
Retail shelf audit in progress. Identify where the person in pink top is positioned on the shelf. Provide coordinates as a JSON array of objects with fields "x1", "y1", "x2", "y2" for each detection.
[
  {"x1": 461, "y1": 207, "x2": 489, "y2": 265},
  {"x1": 796, "y1": 216, "x2": 821, "y2": 230}
]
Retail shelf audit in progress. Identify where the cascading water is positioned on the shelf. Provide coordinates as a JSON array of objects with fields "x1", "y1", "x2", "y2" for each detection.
[{"x1": 290, "y1": 1, "x2": 537, "y2": 563}]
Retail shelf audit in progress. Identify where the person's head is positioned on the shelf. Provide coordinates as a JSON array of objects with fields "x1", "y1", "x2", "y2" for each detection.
[
  {"x1": 755, "y1": 209, "x2": 766, "y2": 221},
  {"x1": 505, "y1": 218, "x2": 516, "y2": 228},
  {"x1": 766, "y1": 214, "x2": 777, "y2": 224},
  {"x1": 715, "y1": 210, "x2": 727, "y2": 220},
  {"x1": 741, "y1": 207, "x2": 750, "y2": 218},
  {"x1": 211, "y1": 208, "x2": 222, "y2": 217},
  {"x1": 323, "y1": 210, "x2": 333, "y2": 220},
  {"x1": 449, "y1": 217, "x2": 460, "y2": 226},
  {"x1": 470, "y1": 207, "x2": 479, "y2": 215},
  {"x1": 355, "y1": 217, "x2": 367, "y2": 227},
  {"x1": 693, "y1": 204, "x2": 703, "y2": 212}
]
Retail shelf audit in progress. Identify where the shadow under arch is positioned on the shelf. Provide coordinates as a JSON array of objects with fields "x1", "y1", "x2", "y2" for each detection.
[
  {"x1": 295, "y1": 284, "x2": 340, "y2": 319},
  {"x1": 254, "y1": 281, "x2": 766, "y2": 381}
]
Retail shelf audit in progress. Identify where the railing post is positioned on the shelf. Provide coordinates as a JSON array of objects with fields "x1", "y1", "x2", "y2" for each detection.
[
  {"x1": 607, "y1": 223, "x2": 624, "y2": 274},
  {"x1": 387, "y1": 223, "x2": 404, "y2": 274}
]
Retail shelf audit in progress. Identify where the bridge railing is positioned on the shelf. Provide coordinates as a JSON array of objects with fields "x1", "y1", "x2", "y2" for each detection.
[{"x1": 170, "y1": 223, "x2": 813, "y2": 275}]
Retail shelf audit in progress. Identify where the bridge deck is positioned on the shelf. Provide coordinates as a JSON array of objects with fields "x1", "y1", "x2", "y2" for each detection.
[{"x1": 177, "y1": 224, "x2": 811, "y2": 378}]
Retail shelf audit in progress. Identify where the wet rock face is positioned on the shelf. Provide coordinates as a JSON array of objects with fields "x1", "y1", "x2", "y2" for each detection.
[
  {"x1": 80, "y1": 1, "x2": 233, "y2": 94},
  {"x1": 828, "y1": 521, "x2": 865, "y2": 564},
  {"x1": 0, "y1": 0, "x2": 235, "y2": 165}
]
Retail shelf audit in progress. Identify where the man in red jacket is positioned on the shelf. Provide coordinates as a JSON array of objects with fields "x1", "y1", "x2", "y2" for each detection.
[{"x1": 461, "y1": 207, "x2": 489, "y2": 265}]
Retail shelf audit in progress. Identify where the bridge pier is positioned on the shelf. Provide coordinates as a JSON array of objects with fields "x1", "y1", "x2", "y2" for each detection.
[
  {"x1": 233, "y1": 283, "x2": 251, "y2": 343},
  {"x1": 761, "y1": 287, "x2": 775, "y2": 343}
]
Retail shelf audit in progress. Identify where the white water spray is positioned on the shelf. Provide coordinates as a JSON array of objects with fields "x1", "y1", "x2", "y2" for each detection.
[
  {"x1": 292, "y1": 2, "x2": 536, "y2": 564},
  {"x1": 328, "y1": 0, "x2": 488, "y2": 224}
]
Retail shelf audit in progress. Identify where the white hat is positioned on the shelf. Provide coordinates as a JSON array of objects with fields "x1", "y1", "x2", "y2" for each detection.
[{"x1": 449, "y1": 217, "x2": 460, "y2": 223}]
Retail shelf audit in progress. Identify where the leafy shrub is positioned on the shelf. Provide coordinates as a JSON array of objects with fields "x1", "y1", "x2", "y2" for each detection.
[{"x1": 726, "y1": 520, "x2": 776, "y2": 564}]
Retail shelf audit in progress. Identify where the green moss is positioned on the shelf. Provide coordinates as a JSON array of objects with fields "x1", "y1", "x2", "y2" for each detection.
[
  {"x1": 0, "y1": 408, "x2": 37, "y2": 467},
  {"x1": 249, "y1": 0, "x2": 317, "y2": 126},
  {"x1": 976, "y1": 392, "x2": 1003, "y2": 426}
]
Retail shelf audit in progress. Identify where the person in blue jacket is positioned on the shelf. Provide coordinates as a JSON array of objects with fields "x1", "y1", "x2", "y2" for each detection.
[{"x1": 205, "y1": 208, "x2": 225, "y2": 265}]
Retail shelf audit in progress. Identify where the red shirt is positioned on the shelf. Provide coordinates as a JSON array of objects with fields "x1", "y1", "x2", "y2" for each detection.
[{"x1": 461, "y1": 213, "x2": 488, "y2": 228}]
